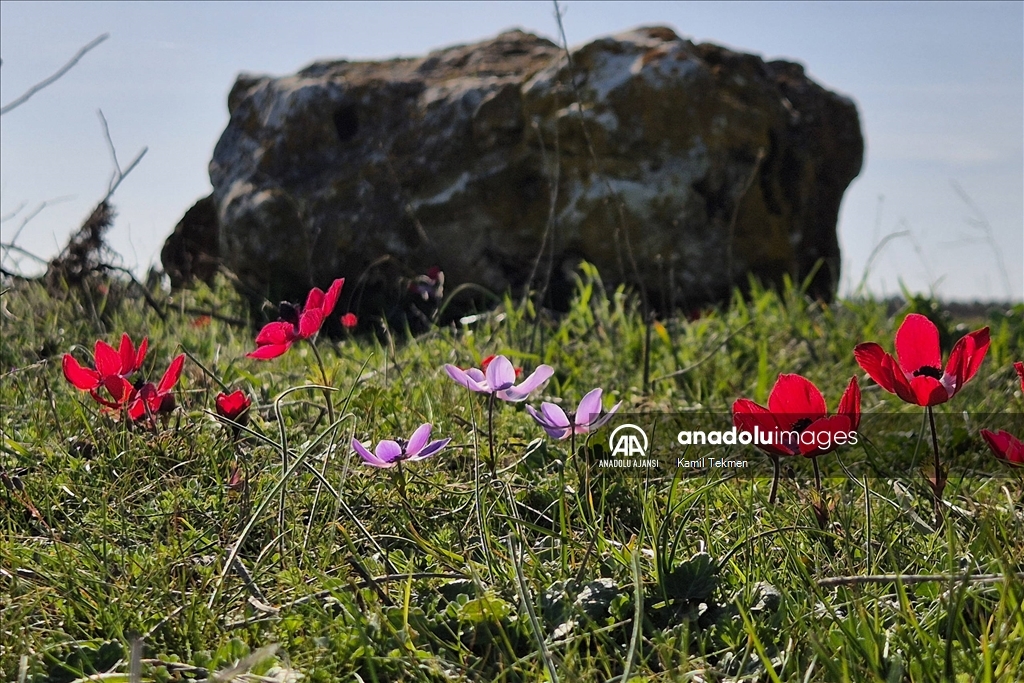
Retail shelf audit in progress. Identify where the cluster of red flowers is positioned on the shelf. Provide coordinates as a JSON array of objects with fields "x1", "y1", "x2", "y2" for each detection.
[
  {"x1": 62, "y1": 334, "x2": 184, "y2": 423},
  {"x1": 732, "y1": 312, "x2": 1019, "y2": 512}
]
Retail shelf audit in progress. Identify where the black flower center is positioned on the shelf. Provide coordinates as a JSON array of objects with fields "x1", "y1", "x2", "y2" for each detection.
[
  {"x1": 278, "y1": 301, "x2": 301, "y2": 326},
  {"x1": 913, "y1": 365, "x2": 942, "y2": 380},
  {"x1": 791, "y1": 418, "x2": 813, "y2": 432}
]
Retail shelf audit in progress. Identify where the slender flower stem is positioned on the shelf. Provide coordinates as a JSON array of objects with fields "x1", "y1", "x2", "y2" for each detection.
[
  {"x1": 472, "y1": 395, "x2": 494, "y2": 578},
  {"x1": 812, "y1": 457, "x2": 822, "y2": 495},
  {"x1": 309, "y1": 342, "x2": 335, "y2": 426},
  {"x1": 394, "y1": 463, "x2": 408, "y2": 501},
  {"x1": 927, "y1": 405, "x2": 945, "y2": 526},
  {"x1": 560, "y1": 430, "x2": 574, "y2": 573},
  {"x1": 768, "y1": 454, "x2": 780, "y2": 505},
  {"x1": 487, "y1": 393, "x2": 497, "y2": 476}
]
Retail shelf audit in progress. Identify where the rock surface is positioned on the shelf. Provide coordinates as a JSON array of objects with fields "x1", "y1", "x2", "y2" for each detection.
[{"x1": 165, "y1": 26, "x2": 863, "y2": 315}]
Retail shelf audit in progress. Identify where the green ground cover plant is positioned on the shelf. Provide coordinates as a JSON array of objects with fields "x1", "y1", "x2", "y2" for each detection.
[{"x1": 1, "y1": 268, "x2": 1022, "y2": 682}]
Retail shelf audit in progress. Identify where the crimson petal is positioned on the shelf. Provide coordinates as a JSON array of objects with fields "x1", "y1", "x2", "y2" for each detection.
[
  {"x1": 909, "y1": 375, "x2": 947, "y2": 407},
  {"x1": 944, "y1": 326, "x2": 990, "y2": 392},
  {"x1": 62, "y1": 354, "x2": 101, "y2": 390},
  {"x1": 94, "y1": 340, "x2": 122, "y2": 377},
  {"x1": 298, "y1": 308, "x2": 325, "y2": 339},
  {"x1": 321, "y1": 278, "x2": 344, "y2": 317},
  {"x1": 854, "y1": 343, "x2": 899, "y2": 394},
  {"x1": 157, "y1": 355, "x2": 185, "y2": 394},
  {"x1": 255, "y1": 321, "x2": 296, "y2": 346},
  {"x1": 894, "y1": 313, "x2": 942, "y2": 376},
  {"x1": 767, "y1": 374, "x2": 827, "y2": 424},
  {"x1": 836, "y1": 376, "x2": 861, "y2": 430}
]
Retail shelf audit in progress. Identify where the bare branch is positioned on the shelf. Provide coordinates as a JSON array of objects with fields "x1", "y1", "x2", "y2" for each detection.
[
  {"x1": 98, "y1": 109, "x2": 121, "y2": 194},
  {"x1": 96, "y1": 109, "x2": 147, "y2": 201},
  {"x1": 0, "y1": 202, "x2": 27, "y2": 223},
  {"x1": 106, "y1": 148, "x2": 147, "y2": 201},
  {"x1": 2, "y1": 196, "x2": 74, "y2": 246},
  {"x1": 1, "y1": 33, "x2": 110, "y2": 116},
  {"x1": 0, "y1": 242, "x2": 48, "y2": 265}
]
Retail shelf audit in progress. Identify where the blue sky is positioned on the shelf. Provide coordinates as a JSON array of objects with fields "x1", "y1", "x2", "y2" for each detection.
[{"x1": 1, "y1": 1, "x2": 1021, "y2": 301}]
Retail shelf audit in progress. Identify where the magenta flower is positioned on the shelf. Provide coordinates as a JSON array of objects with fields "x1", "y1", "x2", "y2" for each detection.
[
  {"x1": 853, "y1": 313, "x2": 989, "y2": 407},
  {"x1": 127, "y1": 355, "x2": 185, "y2": 421},
  {"x1": 526, "y1": 388, "x2": 622, "y2": 440},
  {"x1": 444, "y1": 354, "x2": 553, "y2": 402},
  {"x1": 351, "y1": 423, "x2": 451, "y2": 468},
  {"x1": 62, "y1": 333, "x2": 148, "y2": 406},
  {"x1": 248, "y1": 278, "x2": 344, "y2": 360},
  {"x1": 980, "y1": 429, "x2": 1024, "y2": 466}
]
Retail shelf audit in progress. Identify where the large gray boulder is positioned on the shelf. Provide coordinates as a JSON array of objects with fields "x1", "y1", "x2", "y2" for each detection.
[{"x1": 165, "y1": 26, "x2": 863, "y2": 315}]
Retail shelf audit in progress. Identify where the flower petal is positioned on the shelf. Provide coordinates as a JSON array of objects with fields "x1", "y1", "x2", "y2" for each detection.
[
  {"x1": 943, "y1": 326, "x2": 990, "y2": 395},
  {"x1": 732, "y1": 398, "x2": 791, "y2": 457},
  {"x1": 587, "y1": 401, "x2": 622, "y2": 432},
  {"x1": 882, "y1": 354, "x2": 922, "y2": 405},
  {"x1": 321, "y1": 278, "x2": 344, "y2": 317},
  {"x1": 798, "y1": 415, "x2": 853, "y2": 457},
  {"x1": 375, "y1": 440, "x2": 404, "y2": 464},
  {"x1": 836, "y1": 376, "x2": 861, "y2": 430},
  {"x1": 128, "y1": 384, "x2": 159, "y2": 421},
  {"x1": 980, "y1": 429, "x2": 1024, "y2": 465},
  {"x1": 766, "y1": 374, "x2": 827, "y2": 425},
  {"x1": 409, "y1": 438, "x2": 450, "y2": 461},
  {"x1": 575, "y1": 388, "x2": 603, "y2": 427},
  {"x1": 254, "y1": 321, "x2": 297, "y2": 346},
  {"x1": 1015, "y1": 361, "x2": 1024, "y2": 392},
  {"x1": 542, "y1": 402, "x2": 570, "y2": 428},
  {"x1": 247, "y1": 342, "x2": 292, "y2": 360},
  {"x1": 298, "y1": 308, "x2": 325, "y2": 339},
  {"x1": 62, "y1": 354, "x2": 101, "y2": 390},
  {"x1": 94, "y1": 340, "x2": 122, "y2": 377},
  {"x1": 854, "y1": 343, "x2": 900, "y2": 395},
  {"x1": 134, "y1": 337, "x2": 149, "y2": 374},
  {"x1": 216, "y1": 390, "x2": 251, "y2": 419},
  {"x1": 405, "y1": 423, "x2": 433, "y2": 457},
  {"x1": 909, "y1": 375, "x2": 947, "y2": 407},
  {"x1": 304, "y1": 286, "x2": 325, "y2": 313},
  {"x1": 352, "y1": 438, "x2": 390, "y2": 467},
  {"x1": 499, "y1": 364, "x2": 554, "y2": 402},
  {"x1": 485, "y1": 355, "x2": 517, "y2": 391},
  {"x1": 103, "y1": 375, "x2": 133, "y2": 402},
  {"x1": 445, "y1": 364, "x2": 487, "y2": 392},
  {"x1": 117, "y1": 334, "x2": 136, "y2": 374},
  {"x1": 156, "y1": 355, "x2": 185, "y2": 394},
  {"x1": 894, "y1": 313, "x2": 941, "y2": 376}
]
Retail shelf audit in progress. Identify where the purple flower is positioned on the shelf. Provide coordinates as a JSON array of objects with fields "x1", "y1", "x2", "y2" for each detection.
[
  {"x1": 351, "y1": 423, "x2": 451, "y2": 468},
  {"x1": 444, "y1": 354, "x2": 554, "y2": 402},
  {"x1": 526, "y1": 388, "x2": 622, "y2": 440}
]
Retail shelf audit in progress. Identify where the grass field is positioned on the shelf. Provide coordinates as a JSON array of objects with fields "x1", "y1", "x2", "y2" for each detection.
[{"x1": 2, "y1": 270, "x2": 1022, "y2": 682}]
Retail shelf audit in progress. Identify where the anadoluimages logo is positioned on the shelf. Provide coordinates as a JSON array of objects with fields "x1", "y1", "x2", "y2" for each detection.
[{"x1": 609, "y1": 424, "x2": 649, "y2": 457}]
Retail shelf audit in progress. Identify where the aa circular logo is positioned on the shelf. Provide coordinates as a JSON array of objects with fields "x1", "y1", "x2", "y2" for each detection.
[{"x1": 609, "y1": 424, "x2": 648, "y2": 457}]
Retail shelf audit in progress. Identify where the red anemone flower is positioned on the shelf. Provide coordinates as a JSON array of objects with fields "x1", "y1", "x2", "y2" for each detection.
[
  {"x1": 980, "y1": 429, "x2": 1024, "y2": 466},
  {"x1": 340, "y1": 312, "x2": 358, "y2": 330},
  {"x1": 853, "y1": 313, "x2": 989, "y2": 407},
  {"x1": 248, "y1": 278, "x2": 344, "y2": 360},
  {"x1": 733, "y1": 374, "x2": 861, "y2": 458},
  {"x1": 127, "y1": 355, "x2": 185, "y2": 421},
  {"x1": 1015, "y1": 362, "x2": 1024, "y2": 393},
  {"x1": 62, "y1": 333, "x2": 148, "y2": 403},
  {"x1": 215, "y1": 390, "x2": 251, "y2": 423}
]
